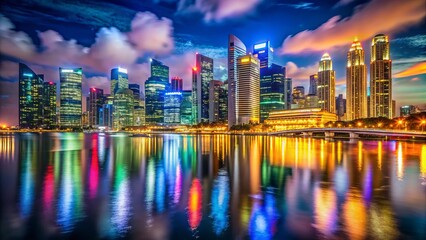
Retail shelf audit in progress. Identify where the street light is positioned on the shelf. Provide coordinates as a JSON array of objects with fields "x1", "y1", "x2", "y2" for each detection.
[
  {"x1": 421, "y1": 120, "x2": 426, "y2": 132},
  {"x1": 357, "y1": 122, "x2": 362, "y2": 128}
]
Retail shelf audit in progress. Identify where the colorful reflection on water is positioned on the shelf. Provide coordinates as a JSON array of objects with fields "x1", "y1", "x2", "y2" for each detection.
[{"x1": 0, "y1": 133, "x2": 425, "y2": 239}]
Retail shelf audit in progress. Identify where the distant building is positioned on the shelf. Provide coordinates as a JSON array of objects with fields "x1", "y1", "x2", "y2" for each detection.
[
  {"x1": 113, "y1": 88, "x2": 134, "y2": 129},
  {"x1": 260, "y1": 64, "x2": 286, "y2": 122},
  {"x1": 236, "y1": 54, "x2": 260, "y2": 124},
  {"x1": 292, "y1": 86, "x2": 305, "y2": 108},
  {"x1": 318, "y1": 53, "x2": 336, "y2": 113},
  {"x1": 18, "y1": 63, "x2": 43, "y2": 129},
  {"x1": 192, "y1": 53, "x2": 213, "y2": 123},
  {"x1": 164, "y1": 92, "x2": 182, "y2": 124},
  {"x1": 284, "y1": 78, "x2": 292, "y2": 110},
  {"x1": 209, "y1": 80, "x2": 223, "y2": 123},
  {"x1": 101, "y1": 103, "x2": 114, "y2": 128},
  {"x1": 305, "y1": 94, "x2": 319, "y2": 108},
  {"x1": 309, "y1": 74, "x2": 318, "y2": 95},
  {"x1": 370, "y1": 34, "x2": 392, "y2": 118},
  {"x1": 145, "y1": 76, "x2": 168, "y2": 124},
  {"x1": 265, "y1": 108, "x2": 337, "y2": 130},
  {"x1": 336, "y1": 94, "x2": 346, "y2": 121},
  {"x1": 133, "y1": 106, "x2": 145, "y2": 126},
  {"x1": 400, "y1": 105, "x2": 418, "y2": 117},
  {"x1": 253, "y1": 41, "x2": 273, "y2": 69},
  {"x1": 171, "y1": 77, "x2": 183, "y2": 92},
  {"x1": 59, "y1": 67, "x2": 82, "y2": 128},
  {"x1": 88, "y1": 88, "x2": 104, "y2": 126},
  {"x1": 42, "y1": 81, "x2": 57, "y2": 128},
  {"x1": 392, "y1": 100, "x2": 396, "y2": 118},
  {"x1": 111, "y1": 67, "x2": 128, "y2": 96},
  {"x1": 151, "y1": 59, "x2": 169, "y2": 83},
  {"x1": 181, "y1": 90, "x2": 193, "y2": 125},
  {"x1": 129, "y1": 84, "x2": 141, "y2": 103},
  {"x1": 218, "y1": 82, "x2": 228, "y2": 122},
  {"x1": 228, "y1": 34, "x2": 247, "y2": 127}
]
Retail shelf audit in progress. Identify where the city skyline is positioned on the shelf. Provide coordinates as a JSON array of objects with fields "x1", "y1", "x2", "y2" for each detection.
[{"x1": 0, "y1": 0, "x2": 425, "y2": 126}]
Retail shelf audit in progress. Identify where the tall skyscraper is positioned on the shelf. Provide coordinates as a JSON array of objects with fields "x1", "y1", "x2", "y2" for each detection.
[
  {"x1": 110, "y1": 67, "x2": 128, "y2": 96},
  {"x1": 309, "y1": 74, "x2": 318, "y2": 95},
  {"x1": 370, "y1": 34, "x2": 392, "y2": 118},
  {"x1": 88, "y1": 88, "x2": 104, "y2": 126},
  {"x1": 145, "y1": 76, "x2": 168, "y2": 123},
  {"x1": 181, "y1": 90, "x2": 193, "y2": 125},
  {"x1": 346, "y1": 39, "x2": 367, "y2": 120},
  {"x1": 59, "y1": 67, "x2": 82, "y2": 128},
  {"x1": 253, "y1": 41, "x2": 273, "y2": 69},
  {"x1": 336, "y1": 94, "x2": 346, "y2": 121},
  {"x1": 228, "y1": 34, "x2": 247, "y2": 127},
  {"x1": 151, "y1": 59, "x2": 169, "y2": 83},
  {"x1": 284, "y1": 78, "x2": 292, "y2": 110},
  {"x1": 236, "y1": 54, "x2": 260, "y2": 124},
  {"x1": 18, "y1": 63, "x2": 43, "y2": 129},
  {"x1": 192, "y1": 53, "x2": 213, "y2": 123},
  {"x1": 113, "y1": 88, "x2": 134, "y2": 129},
  {"x1": 129, "y1": 83, "x2": 141, "y2": 105},
  {"x1": 260, "y1": 64, "x2": 286, "y2": 122},
  {"x1": 42, "y1": 81, "x2": 57, "y2": 128},
  {"x1": 164, "y1": 92, "x2": 182, "y2": 124},
  {"x1": 318, "y1": 53, "x2": 336, "y2": 113},
  {"x1": 209, "y1": 80, "x2": 225, "y2": 123},
  {"x1": 171, "y1": 77, "x2": 183, "y2": 92}
]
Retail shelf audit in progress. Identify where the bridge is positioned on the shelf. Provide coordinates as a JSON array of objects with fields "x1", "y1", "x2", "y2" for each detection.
[{"x1": 268, "y1": 128, "x2": 426, "y2": 139}]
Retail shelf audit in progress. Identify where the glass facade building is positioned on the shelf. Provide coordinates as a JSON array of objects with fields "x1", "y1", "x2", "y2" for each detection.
[
  {"x1": 164, "y1": 92, "x2": 182, "y2": 124},
  {"x1": 318, "y1": 53, "x2": 336, "y2": 113},
  {"x1": 42, "y1": 81, "x2": 57, "y2": 128},
  {"x1": 151, "y1": 59, "x2": 169, "y2": 83},
  {"x1": 113, "y1": 88, "x2": 134, "y2": 129},
  {"x1": 88, "y1": 88, "x2": 104, "y2": 126},
  {"x1": 209, "y1": 80, "x2": 225, "y2": 123},
  {"x1": 192, "y1": 53, "x2": 213, "y2": 123},
  {"x1": 129, "y1": 83, "x2": 141, "y2": 106},
  {"x1": 181, "y1": 90, "x2": 193, "y2": 125},
  {"x1": 18, "y1": 63, "x2": 44, "y2": 129},
  {"x1": 171, "y1": 77, "x2": 183, "y2": 92},
  {"x1": 260, "y1": 64, "x2": 286, "y2": 122},
  {"x1": 284, "y1": 78, "x2": 292, "y2": 110},
  {"x1": 253, "y1": 41, "x2": 273, "y2": 69},
  {"x1": 111, "y1": 67, "x2": 128, "y2": 96},
  {"x1": 309, "y1": 74, "x2": 318, "y2": 95},
  {"x1": 59, "y1": 67, "x2": 82, "y2": 128},
  {"x1": 145, "y1": 76, "x2": 168, "y2": 123}
]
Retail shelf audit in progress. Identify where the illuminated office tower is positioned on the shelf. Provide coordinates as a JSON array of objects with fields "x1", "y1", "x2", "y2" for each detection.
[
  {"x1": 18, "y1": 63, "x2": 43, "y2": 128},
  {"x1": 129, "y1": 83, "x2": 141, "y2": 105},
  {"x1": 228, "y1": 34, "x2": 247, "y2": 127},
  {"x1": 171, "y1": 76, "x2": 183, "y2": 92},
  {"x1": 192, "y1": 53, "x2": 213, "y2": 123},
  {"x1": 370, "y1": 34, "x2": 392, "y2": 118},
  {"x1": 113, "y1": 88, "x2": 134, "y2": 129},
  {"x1": 101, "y1": 103, "x2": 114, "y2": 128},
  {"x1": 181, "y1": 90, "x2": 193, "y2": 125},
  {"x1": 88, "y1": 88, "x2": 104, "y2": 126},
  {"x1": 236, "y1": 54, "x2": 260, "y2": 124},
  {"x1": 292, "y1": 86, "x2": 305, "y2": 108},
  {"x1": 284, "y1": 77, "x2": 292, "y2": 110},
  {"x1": 164, "y1": 92, "x2": 182, "y2": 124},
  {"x1": 59, "y1": 67, "x2": 82, "y2": 128},
  {"x1": 145, "y1": 76, "x2": 168, "y2": 123},
  {"x1": 309, "y1": 74, "x2": 318, "y2": 95},
  {"x1": 151, "y1": 59, "x2": 169, "y2": 83},
  {"x1": 317, "y1": 53, "x2": 336, "y2": 113},
  {"x1": 260, "y1": 64, "x2": 286, "y2": 122},
  {"x1": 253, "y1": 41, "x2": 273, "y2": 69},
  {"x1": 346, "y1": 39, "x2": 367, "y2": 120},
  {"x1": 219, "y1": 81, "x2": 228, "y2": 122},
  {"x1": 42, "y1": 81, "x2": 57, "y2": 128},
  {"x1": 209, "y1": 80, "x2": 225, "y2": 123},
  {"x1": 110, "y1": 67, "x2": 128, "y2": 96}
]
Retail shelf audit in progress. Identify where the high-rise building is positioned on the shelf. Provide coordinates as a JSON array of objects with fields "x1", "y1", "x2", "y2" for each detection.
[
  {"x1": 336, "y1": 94, "x2": 346, "y2": 121},
  {"x1": 42, "y1": 81, "x2": 57, "y2": 128},
  {"x1": 370, "y1": 34, "x2": 392, "y2": 118},
  {"x1": 228, "y1": 34, "x2": 247, "y2": 127},
  {"x1": 305, "y1": 94, "x2": 319, "y2": 108},
  {"x1": 18, "y1": 63, "x2": 44, "y2": 129},
  {"x1": 151, "y1": 59, "x2": 169, "y2": 83},
  {"x1": 253, "y1": 41, "x2": 273, "y2": 69},
  {"x1": 309, "y1": 74, "x2": 318, "y2": 95},
  {"x1": 59, "y1": 67, "x2": 82, "y2": 128},
  {"x1": 260, "y1": 64, "x2": 286, "y2": 122},
  {"x1": 181, "y1": 90, "x2": 193, "y2": 125},
  {"x1": 392, "y1": 100, "x2": 396, "y2": 118},
  {"x1": 171, "y1": 77, "x2": 183, "y2": 92},
  {"x1": 88, "y1": 88, "x2": 104, "y2": 126},
  {"x1": 111, "y1": 67, "x2": 128, "y2": 96},
  {"x1": 236, "y1": 54, "x2": 260, "y2": 124},
  {"x1": 113, "y1": 88, "x2": 134, "y2": 129},
  {"x1": 284, "y1": 78, "x2": 292, "y2": 110},
  {"x1": 101, "y1": 103, "x2": 114, "y2": 128},
  {"x1": 219, "y1": 81, "x2": 228, "y2": 122},
  {"x1": 292, "y1": 86, "x2": 305, "y2": 109},
  {"x1": 192, "y1": 53, "x2": 213, "y2": 123},
  {"x1": 129, "y1": 83, "x2": 141, "y2": 105},
  {"x1": 346, "y1": 39, "x2": 367, "y2": 120},
  {"x1": 164, "y1": 92, "x2": 182, "y2": 124},
  {"x1": 209, "y1": 80, "x2": 224, "y2": 123},
  {"x1": 145, "y1": 76, "x2": 168, "y2": 123},
  {"x1": 317, "y1": 53, "x2": 336, "y2": 113}
]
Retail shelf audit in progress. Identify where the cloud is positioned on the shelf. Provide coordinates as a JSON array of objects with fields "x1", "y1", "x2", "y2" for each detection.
[
  {"x1": 279, "y1": 2, "x2": 318, "y2": 10},
  {"x1": 392, "y1": 34, "x2": 426, "y2": 48},
  {"x1": 279, "y1": 0, "x2": 426, "y2": 54},
  {"x1": 333, "y1": 0, "x2": 355, "y2": 9},
  {"x1": 285, "y1": 61, "x2": 318, "y2": 81},
  {"x1": 394, "y1": 61, "x2": 426, "y2": 78}
]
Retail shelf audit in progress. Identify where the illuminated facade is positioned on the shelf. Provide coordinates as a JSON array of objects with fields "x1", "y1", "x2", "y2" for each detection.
[
  {"x1": 145, "y1": 76, "x2": 168, "y2": 123},
  {"x1": 218, "y1": 82, "x2": 228, "y2": 123},
  {"x1": 171, "y1": 77, "x2": 183, "y2": 92},
  {"x1": 260, "y1": 64, "x2": 286, "y2": 122},
  {"x1": 129, "y1": 83, "x2": 141, "y2": 105},
  {"x1": 346, "y1": 39, "x2": 367, "y2": 120},
  {"x1": 236, "y1": 54, "x2": 260, "y2": 124},
  {"x1": 370, "y1": 34, "x2": 392, "y2": 118},
  {"x1": 265, "y1": 108, "x2": 337, "y2": 130},
  {"x1": 209, "y1": 80, "x2": 227, "y2": 123},
  {"x1": 181, "y1": 90, "x2": 193, "y2": 125},
  {"x1": 284, "y1": 77, "x2": 292, "y2": 110},
  {"x1": 305, "y1": 94, "x2": 319, "y2": 108},
  {"x1": 292, "y1": 86, "x2": 305, "y2": 108},
  {"x1": 101, "y1": 103, "x2": 113, "y2": 128},
  {"x1": 59, "y1": 67, "x2": 82, "y2": 128},
  {"x1": 42, "y1": 81, "x2": 57, "y2": 128},
  {"x1": 318, "y1": 53, "x2": 336, "y2": 113},
  {"x1": 192, "y1": 53, "x2": 213, "y2": 123},
  {"x1": 88, "y1": 88, "x2": 104, "y2": 126},
  {"x1": 113, "y1": 88, "x2": 134, "y2": 129},
  {"x1": 18, "y1": 63, "x2": 44, "y2": 129},
  {"x1": 253, "y1": 41, "x2": 273, "y2": 69},
  {"x1": 164, "y1": 92, "x2": 182, "y2": 124},
  {"x1": 151, "y1": 59, "x2": 169, "y2": 83},
  {"x1": 309, "y1": 74, "x2": 318, "y2": 95},
  {"x1": 228, "y1": 34, "x2": 247, "y2": 127},
  {"x1": 110, "y1": 67, "x2": 128, "y2": 96}
]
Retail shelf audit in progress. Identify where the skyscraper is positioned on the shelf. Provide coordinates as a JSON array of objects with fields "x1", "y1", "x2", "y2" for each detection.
[
  {"x1": 260, "y1": 64, "x2": 286, "y2": 122},
  {"x1": 171, "y1": 77, "x2": 183, "y2": 92},
  {"x1": 346, "y1": 39, "x2": 367, "y2": 120},
  {"x1": 253, "y1": 41, "x2": 273, "y2": 69},
  {"x1": 317, "y1": 53, "x2": 336, "y2": 113},
  {"x1": 110, "y1": 67, "x2": 128, "y2": 96},
  {"x1": 151, "y1": 59, "x2": 169, "y2": 83},
  {"x1": 59, "y1": 67, "x2": 82, "y2": 128},
  {"x1": 129, "y1": 83, "x2": 141, "y2": 105},
  {"x1": 18, "y1": 63, "x2": 43, "y2": 129},
  {"x1": 370, "y1": 34, "x2": 392, "y2": 118},
  {"x1": 181, "y1": 90, "x2": 193, "y2": 125},
  {"x1": 336, "y1": 94, "x2": 346, "y2": 121},
  {"x1": 113, "y1": 88, "x2": 134, "y2": 129},
  {"x1": 164, "y1": 92, "x2": 182, "y2": 124},
  {"x1": 88, "y1": 88, "x2": 104, "y2": 126},
  {"x1": 219, "y1": 82, "x2": 228, "y2": 122},
  {"x1": 236, "y1": 54, "x2": 260, "y2": 124},
  {"x1": 192, "y1": 53, "x2": 213, "y2": 123},
  {"x1": 309, "y1": 74, "x2": 318, "y2": 95},
  {"x1": 228, "y1": 34, "x2": 247, "y2": 127},
  {"x1": 42, "y1": 81, "x2": 57, "y2": 128},
  {"x1": 209, "y1": 80, "x2": 224, "y2": 123},
  {"x1": 145, "y1": 76, "x2": 168, "y2": 123},
  {"x1": 284, "y1": 78, "x2": 292, "y2": 110}
]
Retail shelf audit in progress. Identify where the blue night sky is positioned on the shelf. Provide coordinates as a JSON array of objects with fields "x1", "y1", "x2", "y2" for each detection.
[{"x1": 0, "y1": 0, "x2": 425, "y2": 125}]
